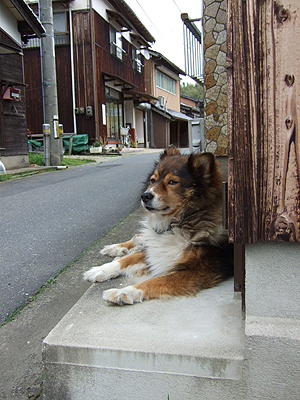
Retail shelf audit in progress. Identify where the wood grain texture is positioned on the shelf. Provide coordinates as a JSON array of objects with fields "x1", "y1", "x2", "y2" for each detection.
[{"x1": 228, "y1": 0, "x2": 300, "y2": 242}]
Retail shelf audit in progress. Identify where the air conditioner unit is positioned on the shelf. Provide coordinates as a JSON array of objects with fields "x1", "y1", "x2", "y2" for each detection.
[{"x1": 158, "y1": 96, "x2": 166, "y2": 108}]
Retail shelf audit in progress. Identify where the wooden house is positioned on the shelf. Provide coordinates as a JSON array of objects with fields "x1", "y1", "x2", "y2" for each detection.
[
  {"x1": 180, "y1": 94, "x2": 203, "y2": 119},
  {"x1": 23, "y1": 0, "x2": 155, "y2": 149},
  {"x1": 0, "y1": 0, "x2": 44, "y2": 170},
  {"x1": 142, "y1": 50, "x2": 192, "y2": 148}
]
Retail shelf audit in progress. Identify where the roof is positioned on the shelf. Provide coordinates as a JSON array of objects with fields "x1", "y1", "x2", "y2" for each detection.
[
  {"x1": 166, "y1": 109, "x2": 193, "y2": 121},
  {"x1": 3, "y1": 0, "x2": 45, "y2": 38},
  {"x1": 152, "y1": 104, "x2": 192, "y2": 121},
  {"x1": 107, "y1": 0, "x2": 155, "y2": 44},
  {"x1": 23, "y1": 0, "x2": 155, "y2": 45},
  {"x1": 148, "y1": 49, "x2": 186, "y2": 76},
  {"x1": 180, "y1": 93, "x2": 203, "y2": 103}
]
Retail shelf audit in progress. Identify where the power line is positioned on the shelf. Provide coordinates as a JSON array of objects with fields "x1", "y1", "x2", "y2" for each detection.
[
  {"x1": 172, "y1": 0, "x2": 182, "y2": 13},
  {"x1": 133, "y1": 0, "x2": 164, "y2": 38}
]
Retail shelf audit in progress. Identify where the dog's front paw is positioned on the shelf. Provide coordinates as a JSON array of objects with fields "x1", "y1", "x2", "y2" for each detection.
[
  {"x1": 83, "y1": 261, "x2": 121, "y2": 282},
  {"x1": 103, "y1": 286, "x2": 144, "y2": 305},
  {"x1": 100, "y1": 244, "x2": 128, "y2": 257}
]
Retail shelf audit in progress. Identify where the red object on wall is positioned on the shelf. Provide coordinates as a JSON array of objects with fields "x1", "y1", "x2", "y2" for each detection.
[{"x1": 3, "y1": 87, "x2": 20, "y2": 101}]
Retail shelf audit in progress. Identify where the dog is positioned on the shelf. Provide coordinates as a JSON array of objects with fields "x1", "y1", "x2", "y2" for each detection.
[{"x1": 84, "y1": 147, "x2": 233, "y2": 305}]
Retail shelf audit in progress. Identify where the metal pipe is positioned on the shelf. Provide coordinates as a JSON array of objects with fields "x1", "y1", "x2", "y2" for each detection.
[
  {"x1": 43, "y1": 123, "x2": 50, "y2": 166},
  {"x1": 69, "y1": 4, "x2": 77, "y2": 134},
  {"x1": 90, "y1": 0, "x2": 99, "y2": 141},
  {"x1": 81, "y1": 15, "x2": 87, "y2": 109}
]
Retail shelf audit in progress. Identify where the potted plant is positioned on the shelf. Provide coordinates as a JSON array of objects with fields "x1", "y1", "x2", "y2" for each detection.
[{"x1": 90, "y1": 140, "x2": 102, "y2": 154}]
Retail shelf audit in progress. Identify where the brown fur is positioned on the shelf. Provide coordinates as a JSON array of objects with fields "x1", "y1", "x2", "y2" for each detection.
[{"x1": 85, "y1": 147, "x2": 233, "y2": 304}]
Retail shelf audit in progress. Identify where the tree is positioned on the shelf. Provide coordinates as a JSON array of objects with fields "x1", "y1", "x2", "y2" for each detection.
[{"x1": 180, "y1": 82, "x2": 204, "y2": 100}]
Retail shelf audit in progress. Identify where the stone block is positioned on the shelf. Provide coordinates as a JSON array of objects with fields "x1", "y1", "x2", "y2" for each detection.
[
  {"x1": 207, "y1": 126, "x2": 221, "y2": 141},
  {"x1": 204, "y1": 17, "x2": 216, "y2": 33},
  {"x1": 218, "y1": 92, "x2": 227, "y2": 108},
  {"x1": 205, "y1": 2, "x2": 220, "y2": 18},
  {"x1": 216, "y1": 9, "x2": 227, "y2": 25},
  {"x1": 217, "y1": 133, "x2": 228, "y2": 148},
  {"x1": 205, "y1": 59, "x2": 217, "y2": 75},
  {"x1": 205, "y1": 31, "x2": 216, "y2": 48},
  {"x1": 205, "y1": 74, "x2": 217, "y2": 89},
  {"x1": 205, "y1": 44, "x2": 220, "y2": 59},
  {"x1": 205, "y1": 101, "x2": 218, "y2": 116}
]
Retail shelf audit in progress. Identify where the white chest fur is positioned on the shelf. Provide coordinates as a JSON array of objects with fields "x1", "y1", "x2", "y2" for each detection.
[{"x1": 140, "y1": 218, "x2": 189, "y2": 277}]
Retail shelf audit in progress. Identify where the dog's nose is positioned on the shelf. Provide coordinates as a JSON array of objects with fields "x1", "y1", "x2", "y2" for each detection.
[{"x1": 141, "y1": 192, "x2": 154, "y2": 203}]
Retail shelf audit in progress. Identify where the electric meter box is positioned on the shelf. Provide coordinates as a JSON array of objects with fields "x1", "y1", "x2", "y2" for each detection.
[{"x1": 86, "y1": 106, "x2": 93, "y2": 117}]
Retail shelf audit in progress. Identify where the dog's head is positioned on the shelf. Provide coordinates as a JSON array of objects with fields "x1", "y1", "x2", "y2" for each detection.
[{"x1": 141, "y1": 147, "x2": 223, "y2": 217}]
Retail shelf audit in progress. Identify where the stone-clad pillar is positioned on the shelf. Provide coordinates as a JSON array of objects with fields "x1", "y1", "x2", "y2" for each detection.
[{"x1": 203, "y1": 0, "x2": 227, "y2": 155}]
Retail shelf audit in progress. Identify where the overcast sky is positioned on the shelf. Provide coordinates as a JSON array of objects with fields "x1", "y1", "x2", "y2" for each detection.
[{"x1": 125, "y1": 0, "x2": 203, "y2": 83}]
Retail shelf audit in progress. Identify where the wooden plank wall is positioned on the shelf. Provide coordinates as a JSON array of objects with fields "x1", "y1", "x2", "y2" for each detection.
[
  {"x1": 227, "y1": 0, "x2": 300, "y2": 243},
  {"x1": 23, "y1": 49, "x2": 43, "y2": 134},
  {"x1": 72, "y1": 11, "x2": 95, "y2": 138},
  {"x1": 24, "y1": 9, "x2": 146, "y2": 142},
  {"x1": 93, "y1": 11, "x2": 146, "y2": 140},
  {"x1": 0, "y1": 53, "x2": 27, "y2": 156},
  {"x1": 24, "y1": 46, "x2": 74, "y2": 135}
]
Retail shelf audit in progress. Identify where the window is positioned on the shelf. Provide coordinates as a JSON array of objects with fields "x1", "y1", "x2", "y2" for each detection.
[
  {"x1": 23, "y1": 12, "x2": 68, "y2": 48},
  {"x1": 105, "y1": 87, "x2": 124, "y2": 139},
  {"x1": 53, "y1": 12, "x2": 68, "y2": 45},
  {"x1": 156, "y1": 69, "x2": 176, "y2": 95},
  {"x1": 132, "y1": 46, "x2": 143, "y2": 73},
  {"x1": 109, "y1": 26, "x2": 124, "y2": 60}
]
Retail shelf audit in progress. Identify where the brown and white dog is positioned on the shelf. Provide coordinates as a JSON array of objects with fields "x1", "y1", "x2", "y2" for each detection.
[{"x1": 84, "y1": 147, "x2": 233, "y2": 305}]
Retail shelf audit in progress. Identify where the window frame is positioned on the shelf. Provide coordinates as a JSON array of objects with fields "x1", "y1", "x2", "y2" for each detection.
[
  {"x1": 22, "y1": 11, "x2": 69, "y2": 48},
  {"x1": 132, "y1": 46, "x2": 143, "y2": 73},
  {"x1": 109, "y1": 25, "x2": 124, "y2": 61},
  {"x1": 105, "y1": 87, "x2": 124, "y2": 140},
  {"x1": 156, "y1": 69, "x2": 176, "y2": 95}
]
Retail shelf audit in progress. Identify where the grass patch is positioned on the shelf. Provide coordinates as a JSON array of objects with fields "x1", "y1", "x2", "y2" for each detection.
[
  {"x1": 28, "y1": 152, "x2": 96, "y2": 167},
  {"x1": 0, "y1": 173, "x2": 12, "y2": 182},
  {"x1": 61, "y1": 157, "x2": 96, "y2": 166},
  {"x1": 0, "y1": 154, "x2": 96, "y2": 182},
  {"x1": 29, "y1": 152, "x2": 44, "y2": 166},
  {"x1": 0, "y1": 168, "x2": 56, "y2": 182}
]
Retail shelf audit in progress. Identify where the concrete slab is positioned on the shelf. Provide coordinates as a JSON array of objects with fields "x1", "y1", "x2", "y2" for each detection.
[{"x1": 43, "y1": 274, "x2": 244, "y2": 398}]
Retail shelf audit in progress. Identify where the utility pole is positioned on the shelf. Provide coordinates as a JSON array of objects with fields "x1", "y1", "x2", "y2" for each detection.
[{"x1": 39, "y1": 0, "x2": 61, "y2": 166}]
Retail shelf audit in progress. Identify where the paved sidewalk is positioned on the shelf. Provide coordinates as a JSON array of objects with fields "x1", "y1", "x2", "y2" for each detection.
[
  {"x1": 0, "y1": 207, "x2": 144, "y2": 400},
  {"x1": 0, "y1": 148, "x2": 163, "y2": 399},
  {"x1": 0, "y1": 148, "x2": 229, "y2": 399}
]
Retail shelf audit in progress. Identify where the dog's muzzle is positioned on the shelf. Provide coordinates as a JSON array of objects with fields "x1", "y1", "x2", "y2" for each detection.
[
  {"x1": 141, "y1": 191, "x2": 154, "y2": 205},
  {"x1": 141, "y1": 191, "x2": 156, "y2": 211}
]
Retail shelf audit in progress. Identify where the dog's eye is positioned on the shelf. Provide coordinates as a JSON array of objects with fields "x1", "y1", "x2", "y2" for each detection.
[
  {"x1": 150, "y1": 178, "x2": 156, "y2": 184},
  {"x1": 168, "y1": 180, "x2": 178, "y2": 185}
]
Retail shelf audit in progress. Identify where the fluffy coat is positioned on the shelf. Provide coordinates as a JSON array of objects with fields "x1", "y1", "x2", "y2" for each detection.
[{"x1": 84, "y1": 147, "x2": 233, "y2": 305}]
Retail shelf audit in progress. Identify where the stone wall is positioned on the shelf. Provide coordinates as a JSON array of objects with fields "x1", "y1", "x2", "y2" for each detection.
[{"x1": 203, "y1": 0, "x2": 227, "y2": 155}]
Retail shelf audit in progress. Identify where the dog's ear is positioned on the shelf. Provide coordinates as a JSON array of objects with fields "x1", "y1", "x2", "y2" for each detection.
[
  {"x1": 187, "y1": 152, "x2": 216, "y2": 180},
  {"x1": 160, "y1": 145, "x2": 180, "y2": 161}
]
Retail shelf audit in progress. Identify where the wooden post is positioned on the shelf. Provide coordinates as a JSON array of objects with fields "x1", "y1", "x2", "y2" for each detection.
[{"x1": 227, "y1": 0, "x2": 300, "y2": 243}]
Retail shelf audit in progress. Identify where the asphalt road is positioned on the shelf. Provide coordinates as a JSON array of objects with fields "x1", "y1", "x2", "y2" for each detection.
[{"x1": 0, "y1": 152, "x2": 159, "y2": 323}]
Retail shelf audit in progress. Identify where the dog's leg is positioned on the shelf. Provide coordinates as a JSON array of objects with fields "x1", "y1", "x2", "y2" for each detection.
[
  {"x1": 84, "y1": 251, "x2": 147, "y2": 283},
  {"x1": 103, "y1": 269, "x2": 214, "y2": 305},
  {"x1": 100, "y1": 235, "x2": 143, "y2": 257}
]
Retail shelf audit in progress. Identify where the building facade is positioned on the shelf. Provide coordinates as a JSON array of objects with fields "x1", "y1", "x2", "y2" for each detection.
[
  {"x1": 0, "y1": 0, "x2": 44, "y2": 169},
  {"x1": 143, "y1": 50, "x2": 192, "y2": 148},
  {"x1": 23, "y1": 0, "x2": 155, "y2": 148}
]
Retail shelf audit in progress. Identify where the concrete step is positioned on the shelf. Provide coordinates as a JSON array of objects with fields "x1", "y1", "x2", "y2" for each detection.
[{"x1": 43, "y1": 277, "x2": 245, "y2": 399}]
